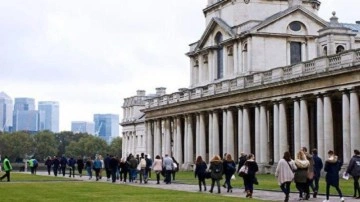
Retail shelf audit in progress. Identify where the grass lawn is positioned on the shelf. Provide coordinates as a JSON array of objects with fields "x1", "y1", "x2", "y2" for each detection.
[
  {"x1": 175, "y1": 171, "x2": 354, "y2": 196},
  {"x1": 0, "y1": 173, "x2": 265, "y2": 202}
]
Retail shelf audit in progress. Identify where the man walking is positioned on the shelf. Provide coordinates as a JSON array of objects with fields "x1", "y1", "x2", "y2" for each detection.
[
  {"x1": 163, "y1": 154, "x2": 174, "y2": 184},
  {"x1": 0, "y1": 156, "x2": 12, "y2": 182},
  {"x1": 311, "y1": 149, "x2": 323, "y2": 198}
]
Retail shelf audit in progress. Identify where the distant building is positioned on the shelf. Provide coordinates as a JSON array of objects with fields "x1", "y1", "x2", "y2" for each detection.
[
  {"x1": 71, "y1": 121, "x2": 95, "y2": 135},
  {"x1": 13, "y1": 97, "x2": 36, "y2": 131},
  {"x1": 94, "y1": 114, "x2": 119, "y2": 144},
  {"x1": 0, "y1": 92, "x2": 13, "y2": 132},
  {"x1": 38, "y1": 101, "x2": 60, "y2": 132}
]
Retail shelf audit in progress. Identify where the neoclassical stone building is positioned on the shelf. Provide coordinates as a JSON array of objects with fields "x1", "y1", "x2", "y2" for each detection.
[{"x1": 123, "y1": 0, "x2": 360, "y2": 171}]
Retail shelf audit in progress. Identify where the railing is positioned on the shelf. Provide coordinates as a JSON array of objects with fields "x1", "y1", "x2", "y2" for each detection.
[{"x1": 145, "y1": 49, "x2": 360, "y2": 109}]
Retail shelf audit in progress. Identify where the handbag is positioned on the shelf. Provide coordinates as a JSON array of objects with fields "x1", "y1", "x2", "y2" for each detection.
[{"x1": 238, "y1": 165, "x2": 248, "y2": 177}]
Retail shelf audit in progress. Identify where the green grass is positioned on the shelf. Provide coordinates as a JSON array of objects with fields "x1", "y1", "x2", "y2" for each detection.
[
  {"x1": 174, "y1": 171, "x2": 354, "y2": 196},
  {"x1": 0, "y1": 173, "x2": 265, "y2": 202}
]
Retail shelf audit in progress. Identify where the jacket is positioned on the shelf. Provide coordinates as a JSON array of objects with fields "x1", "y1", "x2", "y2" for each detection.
[
  {"x1": 152, "y1": 159, "x2": 163, "y2": 172},
  {"x1": 163, "y1": 156, "x2": 174, "y2": 171},
  {"x1": 275, "y1": 159, "x2": 296, "y2": 185},
  {"x1": 324, "y1": 156, "x2": 342, "y2": 186},
  {"x1": 313, "y1": 154, "x2": 323, "y2": 178},
  {"x1": 3, "y1": 158, "x2": 12, "y2": 172},
  {"x1": 223, "y1": 160, "x2": 236, "y2": 176},
  {"x1": 294, "y1": 158, "x2": 309, "y2": 183},
  {"x1": 347, "y1": 155, "x2": 360, "y2": 177},
  {"x1": 195, "y1": 161, "x2": 207, "y2": 179},
  {"x1": 209, "y1": 159, "x2": 223, "y2": 180}
]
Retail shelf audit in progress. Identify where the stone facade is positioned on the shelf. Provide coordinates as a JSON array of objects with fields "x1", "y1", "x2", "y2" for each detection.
[{"x1": 122, "y1": 0, "x2": 360, "y2": 171}]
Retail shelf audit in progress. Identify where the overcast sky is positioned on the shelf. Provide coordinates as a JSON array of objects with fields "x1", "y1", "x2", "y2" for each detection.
[{"x1": 0, "y1": 0, "x2": 358, "y2": 132}]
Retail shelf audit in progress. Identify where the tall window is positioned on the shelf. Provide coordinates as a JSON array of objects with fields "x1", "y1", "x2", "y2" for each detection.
[
  {"x1": 336, "y1": 45, "x2": 345, "y2": 54},
  {"x1": 215, "y1": 32, "x2": 223, "y2": 79},
  {"x1": 290, "y1": 42, "x2": 302, "y2": 65}
]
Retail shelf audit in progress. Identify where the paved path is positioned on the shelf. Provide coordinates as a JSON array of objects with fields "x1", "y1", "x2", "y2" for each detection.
[{"x1": 33, "y1": 172, "x2": 355, "y2": 202}]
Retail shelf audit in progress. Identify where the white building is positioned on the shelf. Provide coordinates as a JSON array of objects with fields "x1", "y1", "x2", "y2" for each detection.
[{"x1": 124, "y1": 0, "x2": 360, "y2": 171}]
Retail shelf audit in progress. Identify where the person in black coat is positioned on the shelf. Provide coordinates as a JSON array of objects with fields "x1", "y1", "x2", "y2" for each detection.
[
  {"x1": 44, "y1": 156, "x2": 52, "y2": 175},
  {"x1": 243, "y1": 153, "x2": 259, "y2": 198},
  {"x1": 52, "y1": 156, "x2": 60, "y2": 177},
  {"x1": 223, "y1": 154, "x2": 236, "y2": 193},
  {"x1": 311, "y1": 149, "x2": 323, "y2": 198},
  {"x1": 323, "y1": 150, "x2": 344, "y2": 202},
  {"x1": 194, "y1": 155, "x2": 207, "y2": 192},
  {"x1": 76, "y1": 156, "x2": 84, "y2": 177},
  {"x1": 60, "y1": 155, "x2": 68, "y2": 177},
  {"x1": 109, "y1": 155, "x2": 119, "y2": 183},
  {"x1": 346, "y1": 149, "x2": 360, "y2": 198}
]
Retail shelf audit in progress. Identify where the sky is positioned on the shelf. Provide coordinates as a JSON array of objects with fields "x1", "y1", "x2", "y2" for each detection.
[{"x1": 0, "y1": 0, "x2": 359, "y2": 132}]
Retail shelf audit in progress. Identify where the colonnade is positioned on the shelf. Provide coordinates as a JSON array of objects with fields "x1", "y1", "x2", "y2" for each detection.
[{"x1": 141, "y1": 89, "x2": 359, "y2": 169}]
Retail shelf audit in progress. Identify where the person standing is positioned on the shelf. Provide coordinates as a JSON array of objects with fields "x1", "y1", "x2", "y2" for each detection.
[
  {"x1": 209, "y1": 155, "x2": 223, "y2": 194},
  {"x1": 163, "y1": 154, "x2": 174, "y2": 184},
  {"x1": 294, "y1": 151, "x2": 309, "y2": 200},
  {"x1": 323, "y1": 150, "x2": 344, "y2": 202},
  {"x1": 194, "y1": 155, "x2": 207, "y2": 192},
  {"x1": 346, "y1": 149, "x2": 360, "y2": 199},
  {"x1": 243, "y1": 154, "x2": 259, "y2": 198},
  {"x1": 152, "y1": 155, "x2": 163, "y2": 184},
  {"x1": 223, "y1": 154, "x2": 236, "y2": 193},
  {"x1": 0, "y1": 156, "x2": 12, "y2": 182},
  {"x1": 311, "y1": 149, "x2": 323, "y2": 198},
  {"x1": 275, "y1": 151, "x2": 297, "y2": 202},
  {"x1": 44, "y1": 156, "x2": 53, "y2": 175},
  {"x1": 76, "y1": 156, "x2": 84, "y2": 177}
]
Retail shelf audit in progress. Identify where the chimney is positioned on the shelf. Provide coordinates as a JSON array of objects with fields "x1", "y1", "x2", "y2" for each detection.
[
  {"x1": 155, "y1": 87, "x2": 166, "y2": 96},
  {"x1": 136, "y1": 90, "x2": 145, "y2": 96}
]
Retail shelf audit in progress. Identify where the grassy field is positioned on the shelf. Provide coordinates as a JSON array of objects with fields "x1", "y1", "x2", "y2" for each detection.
[{"x1": 0, "y1": 173, "x2": 265, "y2": 202}]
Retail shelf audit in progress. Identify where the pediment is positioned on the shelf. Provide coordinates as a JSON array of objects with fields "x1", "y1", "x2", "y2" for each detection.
[
  {"x1": 195, "y1": 17, "x2": 236, "y2": 51},
  {"x1": 250, "y1": 6, "x2": 328, "y2": 35}
]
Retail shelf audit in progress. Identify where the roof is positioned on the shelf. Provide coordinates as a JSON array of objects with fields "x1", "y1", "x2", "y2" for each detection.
[{"x1": 342, "y1": 23, "x2": 360, "y2": 32}]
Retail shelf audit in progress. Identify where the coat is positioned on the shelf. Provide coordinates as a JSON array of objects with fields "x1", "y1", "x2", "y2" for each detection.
[
  {"x1": 346, "y1": 155, "x2": 360, "y2": 177},
  {"x1": 275, "y1": 159, "x2": 296, "y2": 185},
  {"x1": 294, "y1": 159, "x2": 309, "y2": 183},
  {"x1": 223, "y1": 160, "x2": 236, "y2": 176},
  {"x1": 324, "y1": 156, "x2": 342, "y2": 186},
  {"x1": 195, "y1": 161, "x2": 207, "y2": 179},
  {"x1": 243, "y1": 160, "x2": 258, "y2": 181},
  {"x1": 313, "y1": 154, "x2": 323, "y2": 178},
  {"x1": 152, "y1": 159, "x2": 163, "y2": 172},
  {"x1": 209, "y1": 159, "x2": 223, "y2": 180}
]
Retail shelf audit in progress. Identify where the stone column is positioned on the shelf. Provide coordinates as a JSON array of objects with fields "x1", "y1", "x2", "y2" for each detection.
[
  {"x1": 342, "y1": 91, "x2": 351, "y2": 163},
  {"x1": 350, "y1": 89, "x2": 360, "y2": 154},
  {"x1": 154, "y1": 119, "x2": 162, "y2": 157},
  {"x1": 222, "y1": 109, "x2": 228, "y2": 155},
  {"x1": 196, "y1": 113, "x2": 200, "y2": 156},
  {"x1": 199, "y1": 112, "x2": 207, "y2": 160},
  {"x1": 255, "y1": 105, "x2": 260, "y2": 159},
  {"x1": 187, "y1": 115, "x2": 194, "y2": 164},
  {"x1": 294, "y1": 99, "x2": 301, "y2": 154},
  {"x1": 279, "y1": 101, "x2": 288, "y2": 157},
  {"x1": 122, "y1": 132, "x2": 126, "y2": 157},
  {"x1": 300, "y1": 98, "x2": 309, "y2": 150},
  {"x1": 260, "y1": 104, "x2": 268, "y2": 164},
  {"x1": 213, "y1": 110, "x2": 220, "y2": 156},
  {"x1": 237, "y1": 107, "x2": 243, "y2": 157},
  {"x1": 316, "y1": 94, "x2": 325, "y2": 159},
  {"x1": 273, "y1": 102, "x2": 280, "y2": 162},
  {"x1": 324, "y1": 94, "x2": 334, "y2": 154},
  {"x1": 184, "y1": 116, "x2": 188, "y2": 164},
  {"x1": 176, "y1": 117, "x2": 183, "y2": 164},
  {"x1": 164, "y1": 118, "x2": 171, "y2": 156},
  {"x1": 227, "y1": 109, "x2": 234, "y2": 156},
  {"x1": 243, "y1": 106, "x2": 251, "y2": 154},
  {"x1": 208, "y1": 111, "x2": 213, "y2": 161}
]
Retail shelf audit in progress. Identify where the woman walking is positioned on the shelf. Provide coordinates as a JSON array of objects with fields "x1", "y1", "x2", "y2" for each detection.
[
  {"x1": 223, "y1": 154, "x2": 236, "y2": 193},
  {"x1": 275, "y1": 151, "x2": 297, "y2": 202},
  {"x1": 323, "y1": 150, "x2": 344, "y2": 202},
  {"x1": 152, "y1": 155, "x2": 163, "y2": 184},
  {"x1": 85, "y1": 157, "x2": 93, "y2": 180},
  {"x1": 194, "y1": 155, "x2": 207, "y2": 192},
  {"x1": 243, "y1": 154, "x2": 259, "y2": 198},
  {"x1": 294, "y1": 151, "x2": 309, "y2": 200},
  {"x1": 209, "y1": 155, "x2": 223, "y2": 194},
  {"x1": 346, "y1": 149, "x2": 360, "y2": 198},
  {"x1": 76, "y1": 156, "x2": 84, "y2": 177}
]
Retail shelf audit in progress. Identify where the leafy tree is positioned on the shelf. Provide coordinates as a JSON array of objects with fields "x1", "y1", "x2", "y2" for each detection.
[
  {"x1": 108, "y1": 137, "x2": 122, "y2": 158},
  {"x1": 33, "y1": 131, "x2": 59, "y2": 161},
  {"x1": 65, "y1": 135, "x2": 109, "y2": 158},
  {"x1": 1, "y1": 132, "x2": 34, "y2": 161}
]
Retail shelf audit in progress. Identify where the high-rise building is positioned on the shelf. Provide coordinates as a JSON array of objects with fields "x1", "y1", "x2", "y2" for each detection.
[
  {"x1": 94, "y1": 114, "x2": 119, "y2": 144},
  {"x1": 13, "y1": 97, "x2": 36, "y2": 131},
  {"x1": 71, "y1": 121, "x2": 95, "y2": 134},
  {"x1": 0, "y1": 92, "x2": 13, "y2": 132},
  {"x1": 38, "y1": 101, "x2": 60, "y2": 132}
]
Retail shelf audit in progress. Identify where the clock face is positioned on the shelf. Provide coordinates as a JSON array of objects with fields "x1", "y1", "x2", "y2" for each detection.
[{"x1": 244, "y1": 0, "x2": 250, "y2": 4}]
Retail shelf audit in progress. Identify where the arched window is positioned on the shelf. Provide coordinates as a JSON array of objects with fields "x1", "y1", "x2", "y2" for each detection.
[
  {"x1": 215, "y1": 32, "x2": 223, "y2": 79},
  {"x1": 336, "y1": 45, "x2": 345, "y2": 54},
  {"x1": 323, "y1": 46, "x2": 328, "y2": 56},
  {"x1": 242, "y1": 43, "x2": 248, "y2": 72}
]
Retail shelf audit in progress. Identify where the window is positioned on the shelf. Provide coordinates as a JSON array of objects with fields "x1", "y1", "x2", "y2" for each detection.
[
  {"x1": 323, "y1": 46, "x2": 328, "y2": 56},
  {"x1": 215, "y1": 32, "x2": 224, "y2": 79},
  {"x1": 336, "y1": 45, "x2": 345, "y2": 54},
  {"x1": 290, "y1": 42, "x2": 302, "y2": 65},
  {"x1": 289, "y1": 21, "x2": 302, "y2": 32}
]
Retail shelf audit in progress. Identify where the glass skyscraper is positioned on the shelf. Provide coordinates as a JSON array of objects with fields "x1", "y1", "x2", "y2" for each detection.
[
  {"x1": 0, "y1": 92, "x2": 13, "y2": 132},
  {"x1": 38, "y1": 101, "x2": 59, "y2": 132},
  {"x1": 13, "y1": 97, "x2": 36, "y2": 132},
  {"x1": 71, "y1": 121, "x2": 95, "y2": 134},
  {"x1": 94, "y1": 114, "x2": 119, "y2": 144}
]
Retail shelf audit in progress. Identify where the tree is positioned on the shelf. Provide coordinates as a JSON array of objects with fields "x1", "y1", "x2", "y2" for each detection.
[
  {"x1": 33, "y1": 131, "x2": 58, "y2": 161},
  {"x1": 108, "y1": 137, "x2": 122, "y2": 158},
  {"x1": 65, "y1": 135, "x2": 109, "y2": 158},
  {"x1": 1, "y1": 132, "x2": 34, "y2": 161}
]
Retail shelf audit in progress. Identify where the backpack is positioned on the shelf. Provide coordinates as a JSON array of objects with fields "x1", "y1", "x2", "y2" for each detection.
[
  {"x1": 140, "y1": 158, "x2": 146, "y2": 168},
  {"x1": 213, "y1": 163, "x2": 222, "y2": 173},
  {"x1": 227, "y1": 162, "x2": 236, "y2": 173}
]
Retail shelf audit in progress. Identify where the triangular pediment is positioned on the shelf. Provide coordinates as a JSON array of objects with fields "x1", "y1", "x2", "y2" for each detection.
[
  {"x1": 195, "y1": 17, "x2": 236, "y2": 51},
  {"x1": 250, "y1": 6, "x2": 328, "y2": 35}
]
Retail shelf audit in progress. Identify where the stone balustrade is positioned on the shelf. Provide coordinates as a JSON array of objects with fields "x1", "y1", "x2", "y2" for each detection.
[{"x1": 145, "y1": 48, "x2": 360, "y2": 109}]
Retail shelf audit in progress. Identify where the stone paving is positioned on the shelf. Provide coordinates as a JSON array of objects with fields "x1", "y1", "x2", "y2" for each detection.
[{"x1": 32, "y1": 172, "x2": 357, "y2": 202}]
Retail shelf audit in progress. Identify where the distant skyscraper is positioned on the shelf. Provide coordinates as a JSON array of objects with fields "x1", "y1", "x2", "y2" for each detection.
[
  {"x1": 71, "y1": 121, "x2": 95, "y2": 134},
  {"x1": 94, "y1": 114, "x2": 119, "y2": 144},
  {"x1": 0, "y1": 92, "x2": 13, "y2": 132},
  {"x1": 13, "y1": 97, "x2": 36, "y2": 131},
  {"x1": 38, "y1": 101, "x2": 59, "y2": 132}
]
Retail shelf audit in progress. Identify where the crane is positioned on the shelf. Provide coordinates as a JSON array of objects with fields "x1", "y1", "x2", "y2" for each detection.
[{"x1": 95, "y1": 121, "x2": 103, "y2": 136}]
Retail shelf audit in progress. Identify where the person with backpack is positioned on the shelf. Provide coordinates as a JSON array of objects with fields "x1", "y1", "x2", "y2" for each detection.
[
  {"x1": 0, "y1": 156, "x2": 12, "y2": 182},
  {"x1": 323, "y1": 150, "x2": 344, "y2": 202},
  {"x1": 194, "y1": 155, "x2": 207, "y2": 192},
  {"x1": 243, "y1": 153, "x2": 259, "y2": 198},
  {"x1": 223, "y1": 154, "x2": 236, "y2": 193},
  {"x1": 346, "y1": 149, "x2": 360, "y2": 199},
  {"x1": 209, "y1": 155, "x2": 223, "y2": 194},
  {"x1": 139, "y1": 153, "x2": 147, "y2": 184}
]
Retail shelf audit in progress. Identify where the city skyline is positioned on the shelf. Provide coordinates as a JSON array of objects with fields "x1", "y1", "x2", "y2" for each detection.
[{"x1": 0, "y1": 0, "x2": 358, "y2": 131}]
